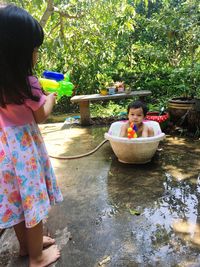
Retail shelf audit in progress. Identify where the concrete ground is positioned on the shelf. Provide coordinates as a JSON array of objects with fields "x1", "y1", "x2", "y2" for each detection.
[{"x1": 1, "y1": 122, "x2": 200, "y2": 267}]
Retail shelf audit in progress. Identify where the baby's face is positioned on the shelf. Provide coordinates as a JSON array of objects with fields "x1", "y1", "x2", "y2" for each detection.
[{"x1": 128, "y1": 107, "x2": 144, "y2": 125}]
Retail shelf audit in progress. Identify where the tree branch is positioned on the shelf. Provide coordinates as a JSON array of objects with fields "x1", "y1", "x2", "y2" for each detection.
[
  {"x1": 54, "y1": 7, "x2": 83, "y2": 19},
  {"x1": 39, "y1": 0, "x2": 54, "y2": 28},
  {"x1": 39, "y1": 0, "x2": 83, "y2": 29}
]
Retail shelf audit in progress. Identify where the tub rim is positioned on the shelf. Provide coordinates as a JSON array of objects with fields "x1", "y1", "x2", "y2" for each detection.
[
  {"x1": 104, "y1": 132, "x2": 165, "y2": 143},
  {"x1": 104, "y1": 120, "x2": 165, "y2": 144}
]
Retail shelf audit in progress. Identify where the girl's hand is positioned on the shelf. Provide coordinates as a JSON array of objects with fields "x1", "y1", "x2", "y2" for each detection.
[
  {"x1": 33, "y1": 93, "x2": 57, "y2": 123},
  {"x1": 43, "y1": 91, "x2": 58, "y2": 98},
  {"x1": 47, "y1": 92, "x2": 57, "y2": 104},
  {"x1": 43, "y1": 90, "x2": 50, "y2": 95}
]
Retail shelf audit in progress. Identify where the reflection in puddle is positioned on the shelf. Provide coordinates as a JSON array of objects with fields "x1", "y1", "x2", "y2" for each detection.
[
  {"x1": 173, "y1": 220, "x2": 200, "y2": 247},
  {"x1": 143, "y1": 173, "x2": 200, "y2": 231},
  {"x1": 131, "y1": 172, "x2": 200, "y2": 264},
  {"x1": 120, "y1": 174, "x2": 200, "y2": 266},
  {"x1": 106, "y1": 169, "x2": 200, "y2": 265},
  {"x1": 95, "y1": 206, "x2": 119, "y2": 226}
]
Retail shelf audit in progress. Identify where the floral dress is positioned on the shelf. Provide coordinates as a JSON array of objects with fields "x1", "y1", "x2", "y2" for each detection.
[{"x1": 0, "y1": 77, "x2": 63, "y2": 229}]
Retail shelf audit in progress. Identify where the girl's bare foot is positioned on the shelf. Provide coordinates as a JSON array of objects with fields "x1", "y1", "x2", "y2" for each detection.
[
  {"x1": 20, "y1": 236, "x2": 55, "y2": 256},
  {"x1": 42, "y1": 236, "x2": 55, "y2": 248},
  {"x1": 29, "y1": 245, "x2": 60, "y2": 267}
]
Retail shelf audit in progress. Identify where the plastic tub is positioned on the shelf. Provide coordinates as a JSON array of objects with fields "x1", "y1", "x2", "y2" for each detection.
[{"x1": 104, "y1": 121, "x2": 165, "y2": 164}]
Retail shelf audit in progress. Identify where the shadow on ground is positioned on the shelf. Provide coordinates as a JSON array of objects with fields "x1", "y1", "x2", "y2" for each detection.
[{"x1": 1, "y1": 122, "x2": 200, "y2": 267}]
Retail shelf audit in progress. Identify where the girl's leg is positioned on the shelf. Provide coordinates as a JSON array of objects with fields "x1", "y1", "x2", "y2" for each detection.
[
  {"x1": 27, "y1": 221, "x2": 60, "y2": 267},
  {"x1": 13, "y1": 221, "x2": 28, "y2": 256},
  {"x1": 14, "y1": 221, "x2": 56, "y2": 256}
]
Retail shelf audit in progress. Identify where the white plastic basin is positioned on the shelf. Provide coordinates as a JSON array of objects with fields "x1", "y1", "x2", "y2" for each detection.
[{"x1": 104, "y1": 121, "x2": 165, "y2": 164}]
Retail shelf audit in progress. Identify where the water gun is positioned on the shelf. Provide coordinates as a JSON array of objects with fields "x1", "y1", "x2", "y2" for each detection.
[
  {"x1": 39, "y1": 71, "x2": 74, "y2": 99},
  {"x1": 127, "y1": 122, "x2": 138, "y2": 138}
]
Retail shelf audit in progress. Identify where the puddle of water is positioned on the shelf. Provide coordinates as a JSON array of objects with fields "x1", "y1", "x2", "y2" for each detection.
[
  {"x1": 143, "y1": 173, "x2": 200, "y2": 230},
  {"x1": 103, "y1": 154, "x2": 200, "y2": 266},
  {"x1": 2, "y1": 124, "x2": 200, "y2": 267}
]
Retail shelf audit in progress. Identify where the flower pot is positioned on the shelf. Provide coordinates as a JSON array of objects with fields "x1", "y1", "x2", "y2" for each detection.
[
  {"x1": 117, "y1": 87, "x2": 125, "y2": 93},
  {"x1": 168, "y1": 97, "x2": 195, "y2": 125},
  {"x1": 115, "y1": 82, "x2": 124, "y2": 93},
  {"x1": 145, "y1": 112, "x2": 169, "y2": 130},
  {"x1": 100, "y1": 89, "x2": 107, "y2": 96},
  {"x1": 108, "y1": 87, "x2": 115, "y2": 95}
]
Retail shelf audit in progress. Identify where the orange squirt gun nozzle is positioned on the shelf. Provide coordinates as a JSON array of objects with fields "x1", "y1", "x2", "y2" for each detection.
[{"x1": 127, "y1": 122, "x2": 138, "y2": 138}]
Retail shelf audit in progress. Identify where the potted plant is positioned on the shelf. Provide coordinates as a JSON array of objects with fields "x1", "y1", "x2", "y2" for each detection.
[
  {"x1": 146, "y1": 104, "x2": 169, "y2": 130},
  {"x1": 115, "y1": 81, "x2": 125, "y2": 93},
  {"x1": 158, "y1": 1, "x2": 200, "y2": 129},
  {"x1": 96, "y1": 73, "x2": 114, "y2": 96},
  {"x1": 99, "y1": 85, "x2": 107, "y2": 96},
  {"x1": 107, "y1": 81, "x2": 116, "y2": 95},
  {"x1": 145, "y1": 111, "x2": 169, "y2": 130},
  {"x1": 168, "y1": 64, "x2": 199, "y2": 126}
]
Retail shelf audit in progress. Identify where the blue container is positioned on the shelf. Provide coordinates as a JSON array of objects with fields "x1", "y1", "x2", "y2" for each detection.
[
  {"x1": 43, "y1": 71, "x2": 64, "y2": 81},
  {"x1": 108, "y1": 87, "x2": 115, "y2": 95}
]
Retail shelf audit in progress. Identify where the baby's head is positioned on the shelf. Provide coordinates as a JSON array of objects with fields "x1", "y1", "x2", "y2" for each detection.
[
  {"x1": 127, "y1": 100, "x2": 148, "y2": 125},
  {"x1": 127, "y1": 100, "x2": 148, "y2": 116}
]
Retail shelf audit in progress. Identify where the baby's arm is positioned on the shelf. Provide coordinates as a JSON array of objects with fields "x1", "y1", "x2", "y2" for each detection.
[
  {"x1": 142, "y1": 124, "x2": 154, "y2": 137},
  {"x1": 120, "y1": 122, "x2": 128, "y2": 137},
  {"x1": 148, "y1": 126, "x2": 154, "y2": 137},
  {"x1": 33, "y1": 93, "x2": 57, "y2": 123}
]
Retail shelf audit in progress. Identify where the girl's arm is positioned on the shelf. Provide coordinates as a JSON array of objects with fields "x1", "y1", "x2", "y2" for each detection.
[{"x1": 33, "y1": 93, "x2": 56, "y2": 123}]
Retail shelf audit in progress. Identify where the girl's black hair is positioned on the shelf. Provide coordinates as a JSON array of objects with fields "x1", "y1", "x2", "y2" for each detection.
[
  {"x1": 127, "y1": 100, "x2": 148, "y2": 116},
  {"x1": 0, "y1": 4, "x2": 44, "y2": 107}
]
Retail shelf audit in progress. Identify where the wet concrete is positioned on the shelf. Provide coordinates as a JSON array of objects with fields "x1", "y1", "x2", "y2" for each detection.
[{"x1": 1, "y1": 122, "x2": 200, "y2": 267}]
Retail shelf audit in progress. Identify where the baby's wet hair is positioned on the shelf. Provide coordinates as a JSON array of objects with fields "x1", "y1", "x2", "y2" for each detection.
[{"x1": 127, "y1": 100, "x2": 148, "y2": 116}]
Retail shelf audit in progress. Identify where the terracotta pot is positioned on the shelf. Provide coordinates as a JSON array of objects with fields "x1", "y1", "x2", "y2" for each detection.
[{"x1": 168, "y1": 97, "x2": 195, "y2": 125}]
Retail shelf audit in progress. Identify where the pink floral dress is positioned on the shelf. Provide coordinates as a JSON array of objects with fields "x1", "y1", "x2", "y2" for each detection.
[{"x1": 0, "y1": 77, "x2": 63, "y2": 229}]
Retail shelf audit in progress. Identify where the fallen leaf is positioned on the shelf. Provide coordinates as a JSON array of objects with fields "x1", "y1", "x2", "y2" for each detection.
[
  {"x1": 129, "y1": 209, "x2": 141, "y2": 216},
  {"x1": 98, "y1": 256, "x2": 111, "y2": 266}
]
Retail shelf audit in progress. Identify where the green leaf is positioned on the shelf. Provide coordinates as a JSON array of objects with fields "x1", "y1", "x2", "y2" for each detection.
[{"x1": 129, "y1": 209, "x2": 141, "y2": 216}]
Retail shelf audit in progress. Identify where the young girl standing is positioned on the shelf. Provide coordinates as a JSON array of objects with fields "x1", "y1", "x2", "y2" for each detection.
[{"x1": 0, "y1": 4, "x2": 63, "y2": 267}]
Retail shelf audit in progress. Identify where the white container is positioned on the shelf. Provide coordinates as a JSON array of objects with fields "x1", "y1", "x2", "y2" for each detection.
[{"x1": 104, "y1": 121, "x2": 165, "y2": 164}]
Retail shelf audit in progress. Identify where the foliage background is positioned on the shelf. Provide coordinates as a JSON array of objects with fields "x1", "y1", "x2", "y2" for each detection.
[{"x1": 7, "y1": 0, "x2": 200, "y2": 114}]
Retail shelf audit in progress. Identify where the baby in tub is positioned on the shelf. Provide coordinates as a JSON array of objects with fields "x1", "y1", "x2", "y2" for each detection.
[{"x1": 120, "y1": 100, "x2": 154, "y2": 138}]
